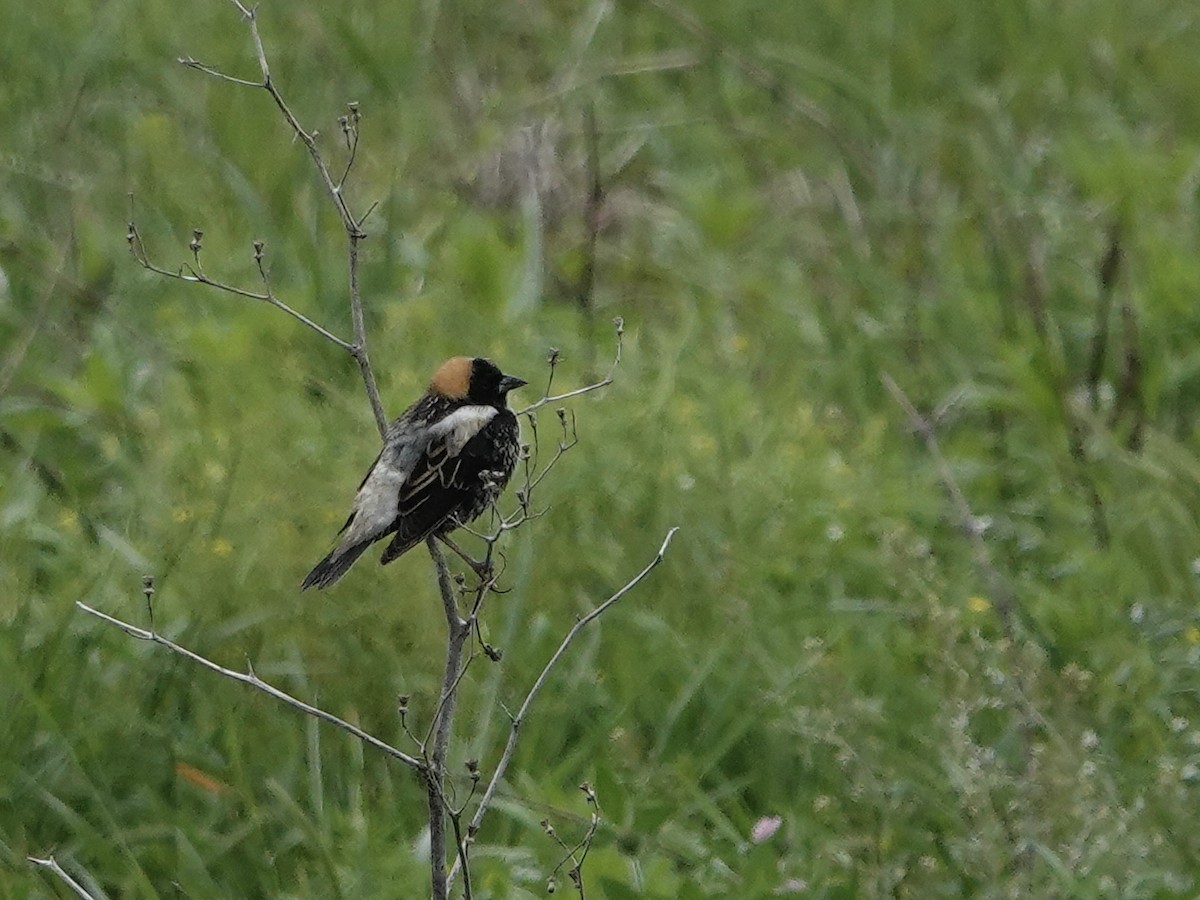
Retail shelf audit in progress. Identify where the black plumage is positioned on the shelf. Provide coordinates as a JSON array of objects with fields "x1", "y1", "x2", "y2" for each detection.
[{"x1": 302, "y1": 357, "x2": 525, "y2": 590}]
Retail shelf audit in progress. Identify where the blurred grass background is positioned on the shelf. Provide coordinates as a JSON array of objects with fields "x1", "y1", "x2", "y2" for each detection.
[{"x1": 5, "y1": 0, "x2": 1200, "y2": 896}]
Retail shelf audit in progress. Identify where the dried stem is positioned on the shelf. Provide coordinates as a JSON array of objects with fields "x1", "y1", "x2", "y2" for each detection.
[
  {"x1": 424, "y1": 537, "x2": 471, "y2": 900},
  {"x1": 172, "y1": 0, "x2": 387, "y2": 435},
  {"x1": 448, "y1": 527, "x2": 679, "y2": 890},
  {"x1": 126, "y1": 223, "x2": 354, "y2": 351},
  {"x1": 544, "y1": 783, "x2": 601, "y2": 897},
  {"x1": 518, "y1": 318, "x2": 623, "y2": 416},
  {"x1": 75, "y1": 601, "x2": 422, "y2": 770},
  {"x1": 27, "y1": 857, "x2": 97, "y2": 900}
]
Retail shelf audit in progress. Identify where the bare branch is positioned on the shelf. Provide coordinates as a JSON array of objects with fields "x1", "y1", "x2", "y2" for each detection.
[
  {"x1": 127, "y1": 223, "x2": 355, "y2": 351},
  {"x1": 177, "y1": 56, "x2": 262, "y2": 87},
  {"x1": 346, "y1": 236, "x2": 388, "y2": 437},
  {"x1": 425, "y1": 538, "x2": 472, "y2": 900},
  {"x1": 214, "y1": 2, "x2": 356, "y2": 233},
  {"x1": 168, "y1": 3, "x2": 389, "y2": 435},
  {"x1": 518, "y1": 318, "x2": 623, "y2": 416},
  {"x1": 448, "y1": 527, "x2": 679, "y2": 888},
  {"x1": 27, "y1": 857, "x2": 98, "y2": 900},
  {"x1": 75, "y1": 601, "x2": 422, "y2": 770}
]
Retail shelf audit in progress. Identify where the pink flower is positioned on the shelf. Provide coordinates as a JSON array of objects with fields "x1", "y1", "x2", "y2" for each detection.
[{"x1": 751, "y1": 815, "x2": 783, "y2": 843}]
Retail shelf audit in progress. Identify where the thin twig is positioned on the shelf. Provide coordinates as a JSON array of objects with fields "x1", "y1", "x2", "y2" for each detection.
[
  {"x1": 448, "y1": 527, "x2": 679, "y2": 889},
  {"x1": 518, "y1": 318, "x2": 623, "y2": 416},
  {"x1": 126, "y1": 223, "x2": 355, "y2": 351},
  {"x1": 27, "y1": 857, "x2": 98, "y2": 900},
  {"x1": 346, "y1": 236, "x2": 388, "y2": 437},
  {"x1": 75, "y1": 601, "x2": 422, "y2": 770},
  {"x1": 174, "y1": 1, "x2": 388, "y2": 435},
  {"x1": 220, "y1": 1, "x2": 384, "y2": 437},
  {"x1": 214, "y1": 0, "x2": 358, "y2": 233},
  {"x1": 544, "y1": 783, "x2": 601, "y2": 897},
  {"x1": 177, "y1": 57, "x2": 261, "y2": 87},
  {"x1": 336, "y1": 102, "x2": 361, "y2": 191},
  {"x1": 449, "y1": 806, "x2": 474, "y2": 900}
]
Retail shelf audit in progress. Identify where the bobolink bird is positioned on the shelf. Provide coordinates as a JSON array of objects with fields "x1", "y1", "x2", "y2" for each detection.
[{"x1": 301, "y1": 356, "x2": 527, "y2": 590}]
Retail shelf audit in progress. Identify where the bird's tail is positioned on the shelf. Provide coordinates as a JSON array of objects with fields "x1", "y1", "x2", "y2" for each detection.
[{"x1": 301, "y1": 539, "x2": 373, "y2": 590}]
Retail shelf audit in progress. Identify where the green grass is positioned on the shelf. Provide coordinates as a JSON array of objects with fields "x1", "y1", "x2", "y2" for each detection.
[{"x1": 5, "y1": 0, "x2": 1200, "y2": 896}]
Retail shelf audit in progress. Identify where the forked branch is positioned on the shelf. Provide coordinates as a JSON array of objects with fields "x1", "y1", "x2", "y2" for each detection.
[
  {"x1": 518, "y1": 318, "x2": 623, "y2": 416},
  {"x1": 126, "y1": 223, "x2": 354, "y2": 351},
  {"x1": 152, "y1": 0, "x2": 387, "y2": 434}
]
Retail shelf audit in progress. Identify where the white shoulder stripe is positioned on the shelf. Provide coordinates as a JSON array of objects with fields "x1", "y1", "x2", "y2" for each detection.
[{"x1": 428, "y1": 405, "x2": 498, "y2": 456}]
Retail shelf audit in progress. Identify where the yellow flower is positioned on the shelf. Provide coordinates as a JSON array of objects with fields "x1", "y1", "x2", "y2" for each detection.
[
  {"x1": 211, "y1": 538, "x2": 233, "y2": 557},
  {"x1": 731, "y1": 333, "x2": 748, "y2": 353},
  {"x1": 1185, "y1": 626, "x2": 1200, "y2": 645},
  {"x1": 172, "y1": 507, "x2": 192, "y2": 524},
  {"x1": 967, "y1": 596, "x2": 991, "y2": 614},
  {"x1": 58, "y1": 510, "x2": 80, "y2": 532}
]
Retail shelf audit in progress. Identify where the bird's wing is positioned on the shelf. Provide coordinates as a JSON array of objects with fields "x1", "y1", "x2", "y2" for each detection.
[
  {"x1": 396, "y1": 405, "x2": 499, "y2": 518},
  {"x1": 336, "y1": 442, "x2": 413, "y2": 549},
  {"x1": 381, "y1": 406, "x2": 502, "y2": 558}
]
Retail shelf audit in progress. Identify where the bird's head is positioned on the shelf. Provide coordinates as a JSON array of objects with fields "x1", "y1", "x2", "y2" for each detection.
[{"x1": 430, "y1": 356, "x2": 527, "y2": 407}]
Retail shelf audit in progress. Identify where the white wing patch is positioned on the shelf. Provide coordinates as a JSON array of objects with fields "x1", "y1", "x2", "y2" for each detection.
[
  {"x1": 427, "y1": 405, "x2": 498, "y2": 457},
  {"x1": 336, "y1": 405, "x2": 496, "y2": 551},
  {"x1": 342, "y1": 455, "x2": 408, "y2": 547}
]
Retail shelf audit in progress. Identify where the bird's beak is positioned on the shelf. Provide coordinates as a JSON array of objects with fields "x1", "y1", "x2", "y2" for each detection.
[{"x1": 499, "y1": 374, "x2": 528, "y2": 393}]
